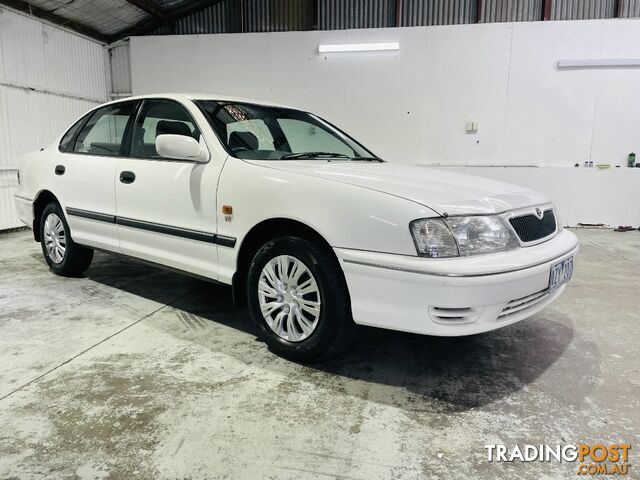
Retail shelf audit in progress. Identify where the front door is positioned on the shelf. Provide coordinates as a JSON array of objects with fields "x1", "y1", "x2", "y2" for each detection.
[
  {"x1": 114, "y1": 98, "x2": 220, "y2": 280},
  {"x1": 56, "y1": 101, "x2": 137, "y2": 252}
]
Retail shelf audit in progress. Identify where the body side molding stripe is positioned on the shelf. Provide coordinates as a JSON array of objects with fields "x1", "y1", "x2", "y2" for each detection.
[
  {"x1": 65, "y1": 207, "x2": 236, "y2": 247},
  {"x1": 66, "y1": 207, "x2": 116, "y2": 223},
  {"x1": 216, "y1": 235, "x2": 237, "y2": 248},
  {"x1": 116, "y1": 216, "x2": 215, "y2": 243}
]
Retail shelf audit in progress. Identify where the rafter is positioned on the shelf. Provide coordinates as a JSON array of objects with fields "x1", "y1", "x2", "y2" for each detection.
[
  {"x1": 124, "y1": 0, "x2": 168, "y2": 21},
  {"x1": 110, "y1": 0, "x2": 225, "y2": 42},
  {"x1": 0, "y1": 0, "x2": 109, "y2": 43}
]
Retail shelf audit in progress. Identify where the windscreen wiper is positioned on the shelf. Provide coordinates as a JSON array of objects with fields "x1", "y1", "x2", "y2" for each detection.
[
  {"x1": 350, "y1": 156, "x2": 385, "y2": 162},
  {"x1": 280, "y1": 152, "x2": 351, "y2": 160}
]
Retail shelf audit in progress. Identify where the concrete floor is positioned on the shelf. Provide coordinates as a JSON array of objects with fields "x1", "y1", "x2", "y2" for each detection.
[{"x1": 0, "y1": 229, "x2": 638, "y2": 479}]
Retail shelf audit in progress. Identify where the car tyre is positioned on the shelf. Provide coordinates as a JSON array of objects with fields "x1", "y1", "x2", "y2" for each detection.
[
  {"x1": 247, "y1": 235, "x2": 354, "y2": 362},
  {"x1": 40, "y1": 202, "x2": 93, "y2": 277}
]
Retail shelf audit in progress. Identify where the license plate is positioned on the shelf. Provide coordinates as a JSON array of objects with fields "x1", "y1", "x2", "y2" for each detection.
[{"x1": 549, "y1": 256, "x2": 573, "y2": 291}]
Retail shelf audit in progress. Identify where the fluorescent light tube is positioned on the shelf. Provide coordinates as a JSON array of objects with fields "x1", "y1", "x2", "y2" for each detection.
[
  {"x1": 318, "y1": 42, "x2": 399, "y2": 53},
  {"x1": 558, "y1": 58, "x2": 640, "y2": 68}
]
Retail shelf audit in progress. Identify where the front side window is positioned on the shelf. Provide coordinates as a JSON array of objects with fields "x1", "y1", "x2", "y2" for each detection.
[
  {"x1": 73, "y1": 102, "x2": 135, "y2": 156},
  {"x1": 196, "y1": 101, "x2": 378, "y2": 161},
  {"x1": 130, "y1": 100, "x2": 200, "y2": 159}
]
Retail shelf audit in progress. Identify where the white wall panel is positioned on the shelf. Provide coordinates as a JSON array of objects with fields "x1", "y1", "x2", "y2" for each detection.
[
  {"x1": 0, "y1": 168, "x2": 19, "y2": 230},
  {"x1": 0, "y1": 7, "x2": 107, "y2": 229},
  {"x1": 0, "y1": 86, "x2": 97, "y2": 166},
  {"x1": 130, "y1": 20, "x2": 640, "y2": 226},
  {"x1": 503, "y1": 20, "x2": 601, "y2": 166},
  {"x1": 0, "y1": 7, "x2": 107, "y2": 101},
  {"x1": 425, "y1": 166, "x2": 640, "y2": 227},
  {"x1": 589, "y1": 20, "x2": 640, "y2": 166},
  {"x1": 131, "y1": 20, "x2": 640, "y2": 167}
]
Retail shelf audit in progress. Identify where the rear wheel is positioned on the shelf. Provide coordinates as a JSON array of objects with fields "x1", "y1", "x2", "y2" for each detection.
[
  {"x1": 247, "y1": 235, "x2": 354, "y2": 361},
  {"x1": 40, "y1": 202, "x2": 93, "y2": 276}
]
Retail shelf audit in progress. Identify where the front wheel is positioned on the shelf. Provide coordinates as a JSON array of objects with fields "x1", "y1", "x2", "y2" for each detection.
[
  {"x1": 40, "y1": 202, "x2": 94, "y2": 276},
  {"x1": 247, "y1": 236, "x2": 354, "y2": 362}
]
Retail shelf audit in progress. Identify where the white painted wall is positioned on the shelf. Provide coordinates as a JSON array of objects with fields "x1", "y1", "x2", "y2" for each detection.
[
  {"x1": 425, "y1": 166, "x2": 639, "y2": 227},
  {"x1": 128, "y1": 20, "x2": 640, "y2": 226},
  {"x1": 0, "y1": 6, "x2": 107, "y2": 230}
]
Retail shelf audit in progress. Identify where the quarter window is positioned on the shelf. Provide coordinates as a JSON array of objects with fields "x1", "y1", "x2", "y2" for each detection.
[
  {"x1": 130, "y1": 100, "x2": 200, "y2": 159},
  {"x1": 59, "y1": 113, "x2": 90, "y2": 152},
  {"x1": 73, "y1": 102, "x2": 135, "y2": 156}
]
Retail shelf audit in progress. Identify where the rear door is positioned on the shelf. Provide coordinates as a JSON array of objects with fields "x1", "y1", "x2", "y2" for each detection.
[
  {"x1": 55, "y1": 101, "x2": 137, "y2": 251},
  {"x1": 114, "y1": 98, "x2": 221, "y2": 280}
]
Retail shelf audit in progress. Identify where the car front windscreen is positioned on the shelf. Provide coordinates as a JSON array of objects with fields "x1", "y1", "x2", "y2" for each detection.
[{"x1": 195, "y1": 100, "x2": 379, "y2": 161}]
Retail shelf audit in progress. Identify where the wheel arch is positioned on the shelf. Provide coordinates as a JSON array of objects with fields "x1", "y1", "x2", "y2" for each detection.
[
  {"x1": 32, "y1": 190, "x2": 61, "y2": 242},
  {"x1": 231, "y1": 217, "x2": 342, "y2": 306}
]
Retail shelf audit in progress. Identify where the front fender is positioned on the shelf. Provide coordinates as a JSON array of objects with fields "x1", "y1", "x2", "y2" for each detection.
[{"x1": 216, "y1": 158, "x2": 436, "y2": 284}]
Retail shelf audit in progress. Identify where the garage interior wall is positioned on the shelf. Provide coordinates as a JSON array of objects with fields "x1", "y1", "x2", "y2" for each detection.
[
  {"x1": 129, "y1": 19, "x2": 639, "y2": 227},
  {"x1": 0, "y1": 6, "x2": 107, "y2": 230}
]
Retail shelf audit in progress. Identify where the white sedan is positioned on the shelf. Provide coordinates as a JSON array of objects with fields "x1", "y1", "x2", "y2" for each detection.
[{"x1": 14, "y1": 94, "x2": 577, "y2": 361}]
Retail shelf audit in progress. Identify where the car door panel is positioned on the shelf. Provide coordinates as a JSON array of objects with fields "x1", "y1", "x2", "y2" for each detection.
[
  {"x1": 115, "y1": 99, "x2": 221, "y2": 280},
  {"x1": 55, "y1": 101, "x2": 137, "y2": 252}
]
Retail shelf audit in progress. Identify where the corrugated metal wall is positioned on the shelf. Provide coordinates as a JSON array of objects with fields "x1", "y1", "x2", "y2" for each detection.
[
  {"x1": 0, "y1": 7, "x2": 107, "y2": 230},
  {"x1": 154, "y1": 0, "x2": 241, "y2": 34},
  {"x1": 148, "y1": 0, "x2": 640, "y2": 35},
  {"x1": 245, "y1": 0, "x2": 314, "y2": 31},
  {"x1": 318, "y1": 0, "x2": 395, "y2": 29},
  {"x1": 400, "y1": 0, "x2": 477, "y2": 26},
  {"x1": 551, "y1": 0, "x2": 617, "y2": 19},
  {"x1": 620, "y1": 0, "x2": 640, "y2": 17},
  {"x1": 480, "y1": 0, "x2": 543, "y2": 22},
  {"x1": 619, "y1": 0, "x2": 640, "y2": 18},
  {"x1": 108, "y1": 41, "x2": 132, "y2": 97},
  {"x1": 152, "y1": 0, "x2": 313, "y2": 34}
]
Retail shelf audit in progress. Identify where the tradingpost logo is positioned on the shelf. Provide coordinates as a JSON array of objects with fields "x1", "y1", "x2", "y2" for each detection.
[{"x1": 485, "y1": 443, "x2": 632, "y2": 476}]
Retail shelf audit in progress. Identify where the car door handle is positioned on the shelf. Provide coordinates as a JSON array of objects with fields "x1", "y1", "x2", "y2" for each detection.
[
  {"x1": 55, "y1": 165, "x2": 65, "y2": 175},
  {"x1": 119, "y1": 171, "x2": 136, "y2": 184}
]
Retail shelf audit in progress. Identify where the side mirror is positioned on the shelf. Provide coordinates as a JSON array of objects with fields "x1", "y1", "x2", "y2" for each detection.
[{"x1": 155, "y1": 134, "x2": 210, "y2": 163}]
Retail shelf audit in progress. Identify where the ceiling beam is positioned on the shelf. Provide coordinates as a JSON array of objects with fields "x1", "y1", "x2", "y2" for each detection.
[
  {"x1": 124, "y1": 0, "x2": 168, "y2": 21},
  {"x1": 0, "y1": 0, "x2": 110, "y2": 42},
  {"x1": 110, "y1": 0, "x2": 225, "y2": 42}
]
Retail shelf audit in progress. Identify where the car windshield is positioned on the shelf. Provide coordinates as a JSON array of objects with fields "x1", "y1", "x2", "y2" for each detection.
[{"x1": 196, "y1": 100, "x2": 380, "y2": 161}]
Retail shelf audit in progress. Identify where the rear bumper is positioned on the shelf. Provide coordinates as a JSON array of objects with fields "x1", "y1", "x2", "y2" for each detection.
[
  {"x1": 14, "y1": 194, "x2": 34, "y2": 229},
  {"x1": 336, "y1": 229, "x2": 578, "y2": 336}
]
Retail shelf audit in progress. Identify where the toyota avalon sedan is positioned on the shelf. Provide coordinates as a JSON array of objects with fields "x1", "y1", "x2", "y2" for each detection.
[{"x1": 14, "y1": 94, "x2": 577, "y2": 361}]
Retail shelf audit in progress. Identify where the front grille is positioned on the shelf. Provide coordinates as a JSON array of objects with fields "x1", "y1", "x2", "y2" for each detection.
[{"x1": 509, "y1": 209, "x2": 556, "y2": 242}]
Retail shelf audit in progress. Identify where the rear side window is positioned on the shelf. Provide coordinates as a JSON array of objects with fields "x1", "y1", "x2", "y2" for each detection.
[
  {"x1": 130, "y1": 100, "x2": 200, "y2": 159},
  {"x1": 73, "y1": 102, "x2": 136, "y2": 156},
  {"x1": 59, "y1": 114, "x2": 90, "y2": 152}
]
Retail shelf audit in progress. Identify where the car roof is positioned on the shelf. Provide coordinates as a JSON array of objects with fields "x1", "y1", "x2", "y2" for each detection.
[{"x1": 104, "y1": 93, "x2": 295, "y2": 109}]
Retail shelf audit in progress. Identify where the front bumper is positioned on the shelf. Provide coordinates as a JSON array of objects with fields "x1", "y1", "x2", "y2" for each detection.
[{"x1": 336, "y1": 229, "x2": 578, "y2": 336}]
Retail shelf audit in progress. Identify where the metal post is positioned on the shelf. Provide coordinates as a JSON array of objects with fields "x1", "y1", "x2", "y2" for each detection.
[{"x1": 543, "y1": 0, "x2": 553, "y2": 20}]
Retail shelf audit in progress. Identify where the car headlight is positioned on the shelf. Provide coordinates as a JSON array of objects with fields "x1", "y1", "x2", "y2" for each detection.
[{"x1": 410, "y1": 216, "x2": 520, "y2": 258}]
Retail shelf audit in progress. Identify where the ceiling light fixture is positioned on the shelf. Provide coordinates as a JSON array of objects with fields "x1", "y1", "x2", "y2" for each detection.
[{"x1": 558, "y1": 58, "x2": 640, "y2": 68}]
